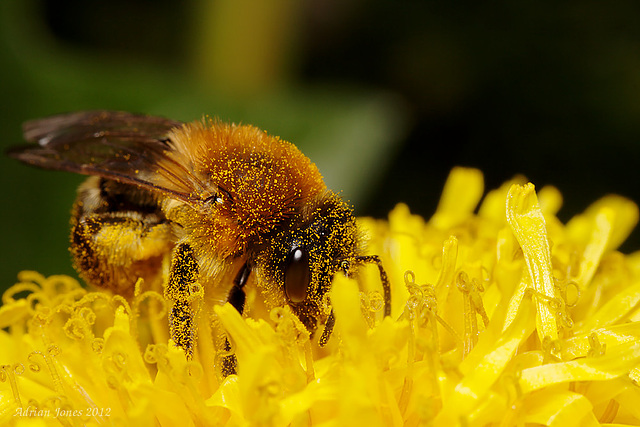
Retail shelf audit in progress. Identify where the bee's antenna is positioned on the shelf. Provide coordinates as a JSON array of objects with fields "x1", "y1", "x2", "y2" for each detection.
[
  {"x1": 355, "y1": 255, "x2": 391, "y2": 317},
  {"x1": 341, "y1": 255, "x2": 391, "y2": 317}
]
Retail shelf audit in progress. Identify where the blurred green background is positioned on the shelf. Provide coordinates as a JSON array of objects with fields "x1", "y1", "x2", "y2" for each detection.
[{"x1": 2, "y1": 0, "x2": 640, "y2": 291}]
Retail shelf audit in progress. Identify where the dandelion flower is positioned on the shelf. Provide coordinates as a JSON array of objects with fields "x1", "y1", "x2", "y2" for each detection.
[{"x1": 2, "y1": 167, "x2": 640, "y2": 426}]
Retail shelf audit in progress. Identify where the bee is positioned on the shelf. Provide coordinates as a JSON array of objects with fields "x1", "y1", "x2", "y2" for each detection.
[{"x1": 8, "y1": 111, "x2": 391, "y2": 373}]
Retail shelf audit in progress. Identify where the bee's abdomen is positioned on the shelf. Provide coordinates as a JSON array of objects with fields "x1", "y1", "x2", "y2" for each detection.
[{"x1": 70, "y1": 177, "x2": 174, "y2": 295}]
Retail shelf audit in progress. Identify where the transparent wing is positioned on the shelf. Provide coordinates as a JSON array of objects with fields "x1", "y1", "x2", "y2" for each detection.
[{"x1": 8, "y1": 111, "x2": 208, "y2": 205}]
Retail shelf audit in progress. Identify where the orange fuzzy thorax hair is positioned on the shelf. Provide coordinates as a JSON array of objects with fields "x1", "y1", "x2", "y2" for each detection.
[{"x1": 163, "y1": 118, "x2": 327, "y2": 257}]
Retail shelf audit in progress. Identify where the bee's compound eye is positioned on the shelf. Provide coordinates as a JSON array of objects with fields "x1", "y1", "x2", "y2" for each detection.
[{"x1": 285, "y1": 247, "x2": 310, "y2": 303}]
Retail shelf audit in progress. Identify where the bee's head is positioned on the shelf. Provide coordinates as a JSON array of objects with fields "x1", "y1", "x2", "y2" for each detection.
[{"x1": 255, "y1": 193, "x2": 359, "y2": 334}]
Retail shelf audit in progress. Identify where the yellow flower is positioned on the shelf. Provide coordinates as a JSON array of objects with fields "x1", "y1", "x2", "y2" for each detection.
[{"x1": 2, "y1": 167, "x2": 640, "y2": 426}]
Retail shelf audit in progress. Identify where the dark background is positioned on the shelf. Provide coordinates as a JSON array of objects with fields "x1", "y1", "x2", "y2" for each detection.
[{"x1": 2, "y1": 0, "x2": 640, "y2": 290}]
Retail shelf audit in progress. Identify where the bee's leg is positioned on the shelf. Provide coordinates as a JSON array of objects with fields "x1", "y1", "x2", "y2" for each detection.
[
  {"x1": 318, "y1": 256, "x2": 390, "y2": 347},
  {"x1": 352, "y1": 255, "x2": 391, "y2": 317},
  {"x1": 229, "y1": 262, "x2": 251, "y2": 314},
  {"x1": 166, "y1": 243, "x2": 200, "y2": 360},
  {"x1": 221, "y1": 262, "x2": 251, "y2": 376}
]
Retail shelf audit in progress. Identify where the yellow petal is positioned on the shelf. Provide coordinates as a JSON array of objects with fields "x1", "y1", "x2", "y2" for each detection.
[
  {"x1": 519, "y1": 339, "x2": 640, "y2": 393},
  {"x1": 3, "y1": 167, "x2": 640, "y2": 425},
  {"x1": 574, "y1": 207, "x2": 614, "y2": 290},
  {"x1": 478, "y1": 175, "x2": 527, "y2": 223},
  {"x1": 506, "y1": 183, "x2": 559, "y2": 341},
  {"x1": 439, "y1": 297, "x2": 532, "y2": 420},
  {"x1": 522, "y1": 390, "x2": 598, "y2": 427},
  {"x1": 567, "y1": 195, "x2": 639, "y2": 251},
  {"x1": 578, "y1": 283, "x2": 640, "y2": 331},
  {"x1": 431, "y1": 167, "x2": 484, "y2": 230},
  {"x1": 538, "y1": 185, "x2": 563, "y2": 216}
]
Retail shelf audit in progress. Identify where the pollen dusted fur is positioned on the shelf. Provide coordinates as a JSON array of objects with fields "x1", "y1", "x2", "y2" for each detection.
[
  {"x1": 70, "y1": 177, "x2": 173, "y2": 296},
  {"x1": 8, "y1": 111, "x2": 391, "y2": 367},
  {"x1": 161, "y1": 119, "x2": 327, "y2": 259}
]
